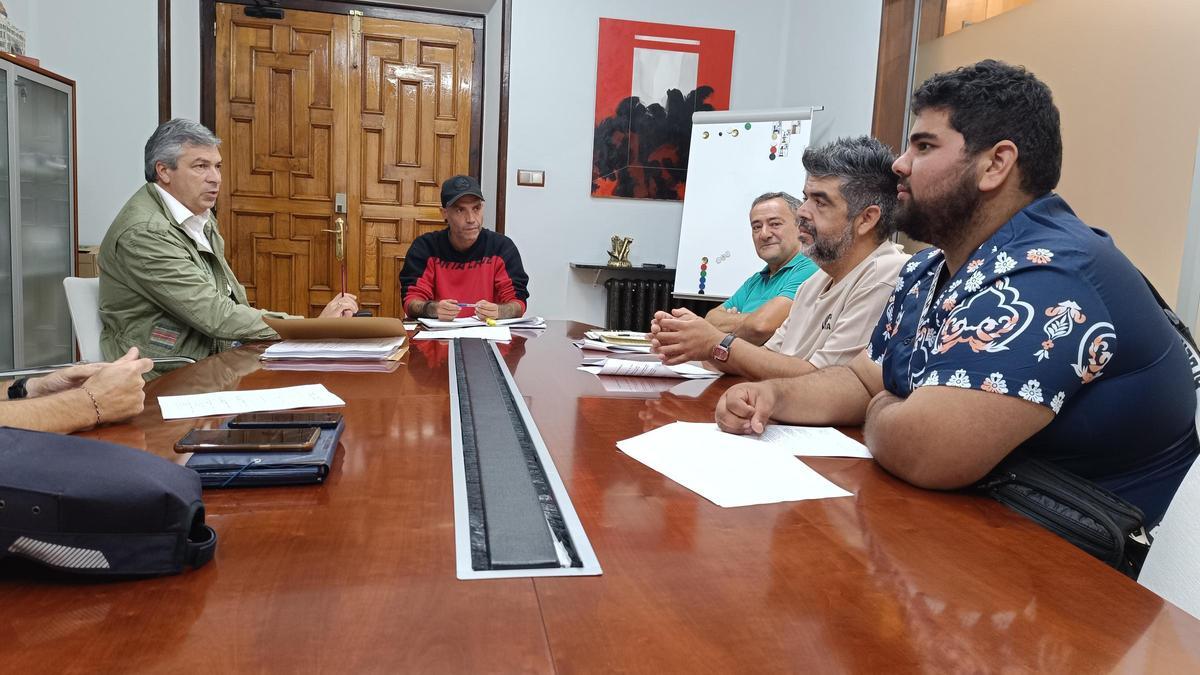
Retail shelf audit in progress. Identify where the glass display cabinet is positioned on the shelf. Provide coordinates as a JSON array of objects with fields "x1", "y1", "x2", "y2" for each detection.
[{"x1": 0, "y1": 53, "x2": 76, "y2": 369}]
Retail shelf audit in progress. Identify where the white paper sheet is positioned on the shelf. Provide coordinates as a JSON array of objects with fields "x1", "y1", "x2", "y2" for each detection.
[
  {"x1": 158, "y1": 384, "x2": 346, "y2": 420},
  {"x1": 750, "y1": 423, "x2": 872, "y2": 458},
  {"x1": 411, "y1": 326, "x2": 512, "y2": 341},
  {"x1": 616, "y1": 423, "x2": 852, "y2": 508},
  {"x1": 578, "y1": 358, "x2": 719, "y2": 379},
  {"x1": 597, "y1": 375, "x2": 717, "y2": 397}
]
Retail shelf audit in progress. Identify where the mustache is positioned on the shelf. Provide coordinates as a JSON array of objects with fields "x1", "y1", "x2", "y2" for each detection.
[{"x1": 796, "y1": 217, "x2": 817, "y2": 238}]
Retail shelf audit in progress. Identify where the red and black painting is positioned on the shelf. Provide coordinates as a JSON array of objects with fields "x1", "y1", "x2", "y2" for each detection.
[{"x1": 591, "y1": 19, "x2": 735, "y2": 201}]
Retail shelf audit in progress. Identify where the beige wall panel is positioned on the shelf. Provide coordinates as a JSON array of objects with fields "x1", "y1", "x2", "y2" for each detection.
[{"x1": 916, "y1": 0, "x2": 1200, "y2": 305}]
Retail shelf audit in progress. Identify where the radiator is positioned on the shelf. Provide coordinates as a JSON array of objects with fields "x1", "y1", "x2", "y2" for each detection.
[{"x1": 603, "y1": 278, "x2": 717, "y2": 331}]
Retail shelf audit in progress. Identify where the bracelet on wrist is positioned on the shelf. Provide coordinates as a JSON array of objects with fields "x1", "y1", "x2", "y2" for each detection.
[{"x1": 80, "y1": 385, "x2": 102, "y2": 426}]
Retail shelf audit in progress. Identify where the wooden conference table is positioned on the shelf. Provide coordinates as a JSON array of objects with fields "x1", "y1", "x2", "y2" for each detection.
[{"x1": 2, "y1": 321, "x2": 1199, "y2": 672}]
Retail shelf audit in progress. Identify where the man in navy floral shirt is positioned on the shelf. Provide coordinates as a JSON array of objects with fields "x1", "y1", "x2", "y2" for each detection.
[{"x1": 715, "y1": 60, "x2": 1198, "y2": 525}]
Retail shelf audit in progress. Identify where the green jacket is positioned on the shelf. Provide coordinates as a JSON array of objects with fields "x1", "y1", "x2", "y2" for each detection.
[{"x1": 99, "y1": 184, "x2": 287, "y2": 370}]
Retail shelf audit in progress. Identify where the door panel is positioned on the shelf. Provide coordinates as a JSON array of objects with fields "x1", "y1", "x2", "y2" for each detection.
[
  {"x1": 217, "y1": 4, "x2": 348, "y2": 317},
  {"x1": 349, "y1": 17, "x2": 474, "y2": 317},
  {"x1": 215, "y1": 3, "x2": 475, "y2": 319}
]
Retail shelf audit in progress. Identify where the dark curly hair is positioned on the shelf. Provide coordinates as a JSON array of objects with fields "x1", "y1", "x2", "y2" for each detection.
[
  {"x1": 912, "y1": 59, "x2": 1062, "y2": 197},
  {"x1": 801, "y1": 136, "x2": 899, "y2": 242}
]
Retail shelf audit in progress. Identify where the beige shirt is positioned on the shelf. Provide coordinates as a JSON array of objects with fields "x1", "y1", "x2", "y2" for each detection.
[
  {"x1": 153, "y1": 183, "x2": 214, "y2": 254},
  {"x1": 764, "y1": 240, "x2": 910, "y2": 368}
]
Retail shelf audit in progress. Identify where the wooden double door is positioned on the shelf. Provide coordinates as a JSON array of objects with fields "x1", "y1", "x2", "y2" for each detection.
[{"x1": 214, "y1": 3, "x2": 476, "y2": 318}]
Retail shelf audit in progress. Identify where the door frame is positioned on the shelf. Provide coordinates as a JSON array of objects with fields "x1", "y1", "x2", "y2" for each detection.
[{"x1": 197, "y1": 0, "x2": 486, "y2": 196}]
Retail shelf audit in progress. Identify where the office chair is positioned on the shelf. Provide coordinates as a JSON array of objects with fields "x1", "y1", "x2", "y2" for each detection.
[
  {"x1": 1137, "y1": 401, "x2": 1200, "y2": 621},
  {"x1": 63, "y1": 276, "x2": 103, "y2": 362}
]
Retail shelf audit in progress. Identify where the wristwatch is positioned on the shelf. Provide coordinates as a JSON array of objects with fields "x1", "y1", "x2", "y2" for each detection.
[
  {"x1": 7, "y1": 377, "x2": 28, "y2": 400},
  {"x1": 711, "y1": 333, "x2": 736, "y2": 362}
]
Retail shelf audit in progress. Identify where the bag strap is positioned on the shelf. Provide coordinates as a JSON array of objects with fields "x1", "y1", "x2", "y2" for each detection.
[
  {"x1": 186, "y1": 524, "x2": 218, "y2": 569},
  {"x1": 1140, "y1": 271, "x2": 1200, "y2": 391}
]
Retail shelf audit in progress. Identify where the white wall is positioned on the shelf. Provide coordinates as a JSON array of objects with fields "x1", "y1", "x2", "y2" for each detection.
[
  {"x1": 504, "y1": 0, "x2": 882, "y2": 325},
  {"x1": 779, "y1": 1, "x2": 882, "y2": 146},
  {"x1": 9, "y1": 0, "x2": 157, "y2": 246},
  {"x1": 171, "y1": 0, "x2": 201, "y2": 121}
]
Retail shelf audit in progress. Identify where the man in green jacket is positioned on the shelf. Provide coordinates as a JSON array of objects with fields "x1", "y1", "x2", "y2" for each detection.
[{"x1": 99, "y1": 119, "x2": 357, "y2": 373}]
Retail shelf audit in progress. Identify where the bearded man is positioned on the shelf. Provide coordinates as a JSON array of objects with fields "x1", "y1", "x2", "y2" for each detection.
[
  {"x1": 650, "y1": 136, "x2": 909, "y2": 378},
  {"x1": 714, "y1": 61, "x2": 1198, "y2": 527}
]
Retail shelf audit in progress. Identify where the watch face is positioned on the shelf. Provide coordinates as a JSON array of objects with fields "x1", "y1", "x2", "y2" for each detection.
[{"x1": 711, "y1": 344, "x2": 730, "y2": 362}]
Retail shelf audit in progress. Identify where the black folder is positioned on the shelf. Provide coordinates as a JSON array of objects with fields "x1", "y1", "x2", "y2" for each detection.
[{"x1": 185, "y1": 419, "x2": 345, "y2": 488}]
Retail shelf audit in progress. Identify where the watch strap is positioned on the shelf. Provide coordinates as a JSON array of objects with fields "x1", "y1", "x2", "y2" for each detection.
[{"x1": 7, "y1": 377, "x2": 28, "y2": 400}]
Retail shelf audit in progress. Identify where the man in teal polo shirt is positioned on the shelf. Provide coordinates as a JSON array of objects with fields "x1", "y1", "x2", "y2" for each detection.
[{"x1": 703, "y1": 192, "x2": 817, "y2": 345}]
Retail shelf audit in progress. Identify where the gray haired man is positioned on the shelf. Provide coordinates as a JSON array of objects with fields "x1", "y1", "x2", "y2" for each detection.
[
  {"x1": 651, "y1": 136, "x2": 910, "y2": 379},
  {"x1": 99, "y1": 119, "x2": 357, "y2": 372}
]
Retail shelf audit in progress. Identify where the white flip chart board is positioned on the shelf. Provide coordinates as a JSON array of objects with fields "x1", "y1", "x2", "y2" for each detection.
[{"x1": 673, "y1": 108, "x2": 816, "y2": 299}]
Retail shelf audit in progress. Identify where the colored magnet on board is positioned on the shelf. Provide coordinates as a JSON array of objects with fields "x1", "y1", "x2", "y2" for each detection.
[
  {"x1": 769, "y1": 153, "x2": 776, "y2": 160},
  {"x1": 699, "y1": 271, "x2": 706, "y2": 278},
  {"x1": 745, "y1": 122, "x2": 751, "y2": 130},
  {"x1": 701, "y1": 257, "x2": 709, "y2": 263},
  {"x1": 702, "y1": 131, "x2": 710, "y2": 139},
  {"x1": 770, "y1": 146, "x2": 777, "y2": 153},
  {"x1": 700, "y1": 264, "x2": 707, "y2": 271}
]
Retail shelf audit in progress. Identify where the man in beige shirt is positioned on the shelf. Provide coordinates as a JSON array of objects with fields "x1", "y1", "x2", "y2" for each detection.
[{"x1": 651, "y1": 136, "x2": 909, "y2": 379}]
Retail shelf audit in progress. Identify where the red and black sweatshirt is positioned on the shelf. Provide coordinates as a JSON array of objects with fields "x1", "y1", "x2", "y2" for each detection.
[{"x1": 400, "y1": 228, "x2": 530, "y2": 318}]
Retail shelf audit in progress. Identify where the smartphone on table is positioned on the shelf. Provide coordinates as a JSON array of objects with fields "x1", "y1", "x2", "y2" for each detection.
[
  {"x1": 227, "y1": 412, "x2": 343, "y2": 429},
  {"x1": 174, "y1": 427, "x2": 321, "y2": 454}
]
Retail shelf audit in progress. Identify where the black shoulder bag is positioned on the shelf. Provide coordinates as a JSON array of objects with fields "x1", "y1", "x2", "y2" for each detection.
[{"x1": 975, "y1": 272, "x2": 1199, "y2": 579}]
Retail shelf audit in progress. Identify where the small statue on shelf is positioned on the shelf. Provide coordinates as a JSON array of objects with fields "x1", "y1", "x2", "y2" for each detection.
[{"x1": 607, "y1": 235, "x2": 633, "y2": 268}]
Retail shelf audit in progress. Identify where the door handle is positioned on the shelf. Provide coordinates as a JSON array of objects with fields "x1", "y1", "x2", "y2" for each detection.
[{"x1": 322, "y1": 217, "x2": 345, "y2": 261}]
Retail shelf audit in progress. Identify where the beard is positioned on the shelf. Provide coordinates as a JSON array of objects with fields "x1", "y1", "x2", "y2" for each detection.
[
  {"x1": 895, "y1": 165, "x2": 981, "y2": 250},
  {"x1": 798, "y1": 217, "x2": 855, "y2": 265}
]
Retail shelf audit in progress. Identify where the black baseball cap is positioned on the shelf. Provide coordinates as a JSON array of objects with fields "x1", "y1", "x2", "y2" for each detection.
[{"x1": 440, "y1": 175, "x2": 485, "y2": 207}]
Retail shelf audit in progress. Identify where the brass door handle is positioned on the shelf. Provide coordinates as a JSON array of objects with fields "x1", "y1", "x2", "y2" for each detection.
[{"x1": 322, "y1": 217, "x2": 346, "y2": 261}]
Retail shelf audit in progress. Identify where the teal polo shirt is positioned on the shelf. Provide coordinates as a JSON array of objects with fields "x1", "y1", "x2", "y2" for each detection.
[{"x1": 721, "y1": 251, "x2": 817, "y2": 312}]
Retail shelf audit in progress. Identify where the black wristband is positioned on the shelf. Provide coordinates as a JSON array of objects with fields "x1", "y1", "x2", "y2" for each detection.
[{"x1": 7, "y1": 377, "x2": 28, "y2": 400}]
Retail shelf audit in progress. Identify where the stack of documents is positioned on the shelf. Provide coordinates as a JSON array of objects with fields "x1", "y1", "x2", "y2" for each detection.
[
  {"x1": 418, "y1": 316, "x2": 546, "y2": 330},
  {"x1": 579, "y1": 356, "x2": 720, "y2": 379},
  {"x1": 574, "y1": 330, "x2": 652, "y2": 353},
  {"x1": 261, "y1": 337, "x2": 407, "y2": 361},
  {"x1": 616, "y1": 422, "x2": 859, "y2": 507}
]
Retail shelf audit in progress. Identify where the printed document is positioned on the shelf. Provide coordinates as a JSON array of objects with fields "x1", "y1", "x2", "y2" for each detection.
[
  {"x1": 616, "y1": 423, "x2": 852, "y2": 508},
  {"x1": 731, "y1": 423, "x2": 871, "y2": 458},
  {"x1": 411, "y1": 326, "x2": 512, "y2": 341},
  {"x1": 159, "y1": 384, "x2": 346, "y2": 420},
  {"x1": 579, "y1": 357, "x2": 719, "y2": 379}
]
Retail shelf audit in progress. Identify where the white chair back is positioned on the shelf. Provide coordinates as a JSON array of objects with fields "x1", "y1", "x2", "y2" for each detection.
[
  {"x1": 63, "y1": 277, "x2": 103, "y2": 362},
  {"x1": 1137, "y1": 401, "x2": 1200, "y2": 620}
]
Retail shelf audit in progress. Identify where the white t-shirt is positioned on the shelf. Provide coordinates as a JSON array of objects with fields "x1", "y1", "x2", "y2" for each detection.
[{"x1": 763, "y1": 240, "x2": 910, "y2": 368}]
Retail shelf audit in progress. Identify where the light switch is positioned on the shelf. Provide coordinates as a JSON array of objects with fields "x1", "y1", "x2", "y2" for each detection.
[{"x1": 516, "y1": 169, "x2": 545, "y2": 187}]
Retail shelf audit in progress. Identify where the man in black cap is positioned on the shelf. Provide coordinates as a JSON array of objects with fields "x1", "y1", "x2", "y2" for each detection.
[{"x1": 400, "y1": 175, "x2": 530, "y2": 321}]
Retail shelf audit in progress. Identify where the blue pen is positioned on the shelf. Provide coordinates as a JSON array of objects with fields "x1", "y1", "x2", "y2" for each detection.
[{"x1": 455, "y1": 302, "x2": 477, "y2": 308}]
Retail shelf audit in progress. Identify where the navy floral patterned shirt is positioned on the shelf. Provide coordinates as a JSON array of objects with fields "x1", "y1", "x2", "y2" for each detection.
[{"x1": 867, "y1": 193, "x2": 1198, "y2": 524}]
